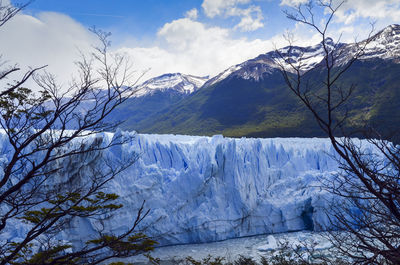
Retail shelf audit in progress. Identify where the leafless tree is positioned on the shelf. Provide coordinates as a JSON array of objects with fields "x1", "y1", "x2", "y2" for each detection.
[
  {"x1": 276, "y1": 0, "x2": 400, "y2": 264},
  {"x1": 0, "y1": 2, "x2": 155, "y2": 264}
]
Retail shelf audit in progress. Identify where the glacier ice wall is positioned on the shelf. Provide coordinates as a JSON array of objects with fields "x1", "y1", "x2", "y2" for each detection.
[
  {"x1": 0, "y1": 131, "x2": 341, "y2": 246},
  {"x1": 97, "y1": 132, "x2": 339, "y2": 245}
]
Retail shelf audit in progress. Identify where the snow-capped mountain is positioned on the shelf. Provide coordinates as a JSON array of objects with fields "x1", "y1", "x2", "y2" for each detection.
[
  {"x1": 364, "y1": 24, "x2": 400, "y2": 60},
  {"x1": 205, "y1": 24, "x2": 400, "y2": 87},
  {"x1": 102, "y1": 73, "x2": 209, "y2": 131},
  {"x1": 116, "y1": 24, "x2": 400, "y2": 139},
  {"x1": 134, "y1": 73, "x2": 209, "y2": 97},
  {"x1": 336, "y1": 24, "x2": 400, "y2": 65},
  {"x1": 204, "y1": 38, "x2": 339, "y2": 87}
]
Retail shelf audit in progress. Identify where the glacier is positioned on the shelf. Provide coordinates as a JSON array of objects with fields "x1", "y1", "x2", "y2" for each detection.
[
  {"x1": 1, "y1": 131, "x2": 342, "y2": 246},
  {"x1": 75, "y1": 132, "x2": 340, "y2": 246}
]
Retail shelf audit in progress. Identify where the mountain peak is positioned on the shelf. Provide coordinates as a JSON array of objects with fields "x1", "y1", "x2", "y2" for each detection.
[
  {"x1": 349, "y1": 24, "x2": 400, "y2": 62},
  {"x1": 204, "y1": 37, "x2": 341, "y2": 87},
  {"x1": 135, "y1": 73, "x2": 209, "y2": 97},
  {"x1": 384, "y1": 23, "x2": 400, "y2": 31},
  {"x1": 324, "y1": 37, "x2": 334, "y2": 44},
  {"x1": 374, "y1": 24, "x2": 400, "y2": 39}
]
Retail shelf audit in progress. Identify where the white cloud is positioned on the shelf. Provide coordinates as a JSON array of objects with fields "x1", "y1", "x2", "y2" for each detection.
[
  {"x1": 157, "y1": 18, "x2": 230, "y2": 52},
  {"x1": 117, "y1": 17, "x2": 322, "y2": 80},
  {"x1": 3, "y1": 1, "x2": 373, "y2": 88},
  {"x1": 1, "y1": 9, "x2": 278, "y2": 87},
  {"x1": 280, "y1": 0, "x2": 309, "y2": 7},
  {"x1": 119, "y1": 17, "x2": 271, "y2": 78},
  {"x1": 279, "y1": 0, "x2": 400, "y2": 43},
  {"x1": 280, "y1": 0, "x2": 400, "y2": 25},
  {"x1": 202, "y1": 0, "x2": 264, "y2": 32},
  {"x1": 202, "y1": 0, "x2": 251, "y2": 17},
  {"x1": 230, "y1": 5, "x2": 264, "y2": 32},
  {"x1": 185, "y1": 8, "x2": 198, "y2": 20},
  {"x1": 0, "y1": 11, "x2": 96, "y2": 89},
  {"x1": 333, "y1": 0, "x2": 400, "y2": 24}
]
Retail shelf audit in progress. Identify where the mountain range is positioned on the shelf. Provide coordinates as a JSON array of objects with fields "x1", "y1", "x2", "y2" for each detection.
[{"x1": 109, "y1": 24, "x2": 400, "y2": 139}]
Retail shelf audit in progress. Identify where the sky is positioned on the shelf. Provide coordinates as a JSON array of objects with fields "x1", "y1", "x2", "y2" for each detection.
[{"x1": 1, "y1": 0, "x2": 400, "y2": 85}]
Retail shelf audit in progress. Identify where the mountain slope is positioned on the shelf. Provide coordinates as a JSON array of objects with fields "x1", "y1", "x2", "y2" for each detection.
[
  {"x1": 122, "y1": 25, "x2": 400, "y2": 139},
  {"x1": 135, "y1": 73, "x2": 209, "y2": 97},
  {"x1": 134, "y1": 70, "x2": 312, "y2": 137},
  {"x1": 106, "y1": 73, "x2": 208, "y2": 129},
  {"x1": 134, "y1": 59, "x2": 400, "y2": 139}
]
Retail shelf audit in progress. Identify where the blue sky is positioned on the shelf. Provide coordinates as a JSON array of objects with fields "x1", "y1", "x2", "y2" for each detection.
[
  {"x1": 4, "y1": 0, "x2": 400, "y2": 83},
  {"x1": 21, "y1": 0, "x2": 294, "y2": 43},
  {"x1": 23, "y1": 1, "x2": 205, "y2": 40}
]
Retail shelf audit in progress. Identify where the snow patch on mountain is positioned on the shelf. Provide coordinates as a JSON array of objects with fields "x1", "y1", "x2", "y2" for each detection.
[
  {"x1": 206, "y1": 24, "x2": 400, "y2": 87},
  {"x1": 204, "y1": 65, "x2": 243, "y2": 87},
  {"x1": 205, "y1": 38, "x2": 338, "y2": 87},
  {"x1": 135, "y1": 73, "x2": 209, "y2": 97},
  {"x1": 355, "y1": 24, "x2": 400, "y2": 61},
  {"x1": 273, "y1": 38, "x2": 338, "y2": 72}
]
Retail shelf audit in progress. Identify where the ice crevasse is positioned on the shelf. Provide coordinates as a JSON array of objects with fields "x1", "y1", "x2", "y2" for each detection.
[{"x1": 1, "y1": 131, "x2": 343, "y2": 246}]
